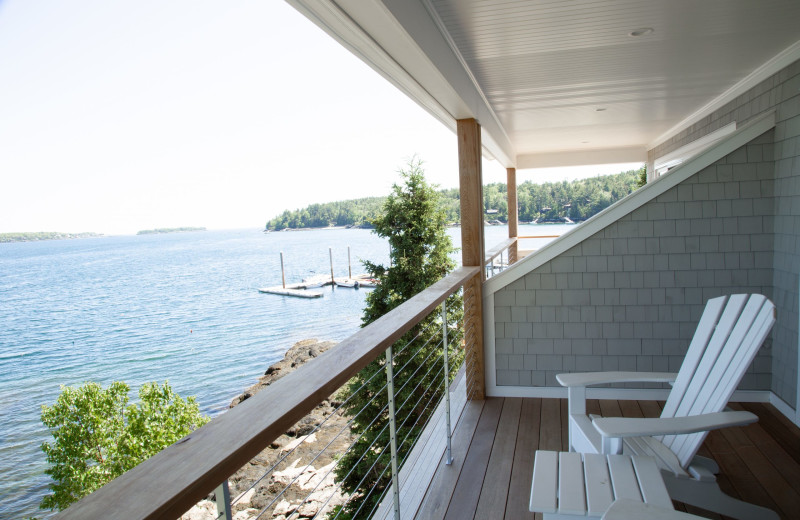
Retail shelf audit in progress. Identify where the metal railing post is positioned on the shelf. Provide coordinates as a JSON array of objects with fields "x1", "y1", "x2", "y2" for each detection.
[
  {"x1": 214, "y1": 480, "x2": 232, "y2": 520},
  {"x1": 441, "y1": 302, "x2": 453, "y2": 465},
  {"x1": 385, "y1": 345, "x2": 400, "y2": 520}
]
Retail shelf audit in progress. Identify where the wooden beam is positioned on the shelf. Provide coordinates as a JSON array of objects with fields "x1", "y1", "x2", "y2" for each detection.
[
  {"x1": 506, "y1": 167, "x2": 518, "y2": 264},
  {"x1": 457, "y1": 118, "x2": 485, "y2": 400},
  {"x1": 458, "y1": 119, "x2": 484, "y2": 269}
]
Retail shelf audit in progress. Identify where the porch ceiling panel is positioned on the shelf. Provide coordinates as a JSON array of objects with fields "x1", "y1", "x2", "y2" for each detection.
[
  {"x1": 290, "y1": 0, "x2": 800, "y2": 167},
  {"x1": 430, "y1": 0, "x2": 800, "y2": 164}
]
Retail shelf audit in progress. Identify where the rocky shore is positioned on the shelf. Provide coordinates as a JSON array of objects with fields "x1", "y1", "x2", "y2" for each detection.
[{"x1": 181, "y1": 339, "x2": 354, "y2": 520}]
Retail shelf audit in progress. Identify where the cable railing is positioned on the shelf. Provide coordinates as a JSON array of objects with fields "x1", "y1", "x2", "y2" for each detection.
[
  {"x1": 484, "y1": 237, "x2": 516, "y2": 279},
  {"x1": 206, "y1": 296, "x2": 465, "y2": 520},
  {"x1": 54, "y1": 266, "x2": 479, "y2": 520}
]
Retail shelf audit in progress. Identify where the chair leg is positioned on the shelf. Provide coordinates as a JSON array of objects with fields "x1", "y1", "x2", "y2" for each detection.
[{"x1": 662, "y1": 473, "x2": 779, "y2": 520}]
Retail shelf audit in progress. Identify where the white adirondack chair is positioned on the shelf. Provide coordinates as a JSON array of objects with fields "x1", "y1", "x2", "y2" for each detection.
[
  {"x1": 601, "y1": 499, "x2": 706, "y2": 520},
  {"x1": 557, "y1": 294, "x2": 777, "y2": 520}
]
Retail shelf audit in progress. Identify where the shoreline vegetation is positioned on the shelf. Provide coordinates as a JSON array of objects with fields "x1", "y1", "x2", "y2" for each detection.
[
  {"x1": 0, "y1": 231, "x2": 102, "y2": 243},
  {"x1": 265, "y1": 168, "x2": 642, "y2": 231},
  {"x1": 136, "y1": 227, "x2": 206, "y2": 235}
]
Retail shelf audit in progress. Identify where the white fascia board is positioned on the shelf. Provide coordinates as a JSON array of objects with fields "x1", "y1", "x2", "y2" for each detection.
[
  {"x1": 286, "y1": 1, "x2": 456, "y2": 133},
  {"x1": 483, "y1": 110, "x2": 776, "y2": 296},
  {"x1": 287, "y1": 0, "x2": 516, "y2": 167},
  {"x1": 648, "y1": 40, "x2": 800, "y2": 150},
  {"x1": 517, "y1": 147, "x2": 647, "y2": 169},
  {"x1": 654, "y1": 122, "x2": 737, "y2": 174},
  {"x1": 379, "y1": 0, "x2": 516, "y2": 167}
]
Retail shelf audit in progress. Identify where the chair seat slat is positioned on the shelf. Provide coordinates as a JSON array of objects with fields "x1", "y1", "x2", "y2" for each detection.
[
  {"x1": 632, "y1": 456, "x2": 674, "y2": 509},
  {"x1": 558, "y1": 451, "x2": 587, "y2": 515},
  {"x1": 607, "y1": 454, "x2": 642, "y2": 502},
  {"x1": 530, "y1": 450, "x2": 558, "y2": 513},
  {"x1": 584, "y1": 453, "x2": 614, "y2": 516}
]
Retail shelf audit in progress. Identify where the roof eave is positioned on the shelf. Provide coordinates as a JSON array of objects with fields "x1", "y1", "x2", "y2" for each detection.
[{"x1": 286, "y1": 0, "x2": 517, "y2": 167}]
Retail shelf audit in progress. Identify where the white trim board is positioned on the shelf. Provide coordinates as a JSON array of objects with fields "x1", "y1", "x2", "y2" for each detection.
[
  {"x1": 770, "y1": 392, "x2": 798, "y2": 427},
  {"x1": 483, "y1": 110, "x2": 777, "y2": 296},
  {"x1": 489, "y1": 385, "x2": 772, "y2": 404},
  {"x1": 517, "y1": 146, "x2": 647, "y2": 170},
  {"x1": 796, "y1": 274, "x2": 800, "y2": 426},
  {"x1": 654, "y1": 122, "x2": 737, "y2": 175},
  {"x1": 483, "y1": 291, "x2": 497, "y2": 393},
  {"x1": 484, "y1": 386, "x2": 799, "y2": 427}
]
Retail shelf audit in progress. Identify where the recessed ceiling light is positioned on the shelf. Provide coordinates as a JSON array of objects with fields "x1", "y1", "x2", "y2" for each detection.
[
  {"x1": 629, "y1": 27, "x2": 654, "y2": 37},
  {"x1": 595, "y1": 108, "x2": 607, "y2": 112},
  {"x1": 581, "y1": 141, "x2": 589, "y2": 144}
]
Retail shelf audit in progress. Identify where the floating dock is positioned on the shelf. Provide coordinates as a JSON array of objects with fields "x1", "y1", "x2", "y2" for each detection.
[
  {"x1": 258, "y1": 284, "x2": 324, "y2": 298},
  {"x1": 258, "y1": 274, "x2": 377, "y2": 298},
  {"x1": 259, "y1": 248, "x2": 378, "y2": 298},
  {"x1": 258, "y1": 276, "x2": 327, "y2": 298}
]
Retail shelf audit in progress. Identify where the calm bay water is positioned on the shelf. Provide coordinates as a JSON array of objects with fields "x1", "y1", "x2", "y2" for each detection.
[{"x1": 0, "y1": 224, "x2": 569, "y2": 518}]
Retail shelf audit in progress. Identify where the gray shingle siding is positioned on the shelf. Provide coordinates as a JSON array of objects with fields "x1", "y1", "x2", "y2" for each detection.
[{"x1": 495, "y1": 58, "x2": 800, "y2": 406}]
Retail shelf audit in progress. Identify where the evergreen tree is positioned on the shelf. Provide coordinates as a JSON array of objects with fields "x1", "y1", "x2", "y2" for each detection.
[
  {"x1": 334, "y1": 159, "x2": 463, "y2": 518},
  {"x1": 636, "y1": 166, "x2": 648, "y2": 188}
]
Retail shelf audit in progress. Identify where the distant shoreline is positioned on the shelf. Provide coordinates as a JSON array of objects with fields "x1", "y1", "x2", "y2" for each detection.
[
  {"x1": 136, "y1": 227, "x2": 206, "y2": 235},
  {"x1": 264, "y1": 225, "x2": 371, "y2": 233},
  {"x1": 0, "y1": 232, "x2": 103, "y2": 243}
]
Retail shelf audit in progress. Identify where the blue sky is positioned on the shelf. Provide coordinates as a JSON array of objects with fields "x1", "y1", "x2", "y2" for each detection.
[{"x1": 0, "y1": 0, "x2": 639, "y2": 235}]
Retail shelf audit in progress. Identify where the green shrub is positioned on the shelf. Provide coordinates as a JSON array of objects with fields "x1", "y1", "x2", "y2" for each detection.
[{"x1": 40, "y1": 381, "x2": 208, "y2": 511}]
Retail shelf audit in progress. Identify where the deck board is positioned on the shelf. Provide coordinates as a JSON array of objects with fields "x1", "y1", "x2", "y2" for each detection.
[
  {"x1": 415, "y1": 398, "x2": 485, "y2": 519},
  {"x1": 411, "y1": 398, "x2": 800, "y2": 520},
  {"x1": 444, "y1": 397, "x2": 504, "y2": 520},
  {"x1": 474, "y1": 398, "x2": 522, "y2": 520},
  {"x1": 503, "y1": 398, "x2": 540, "y2": 520},
  {"x1": 538, "y1": 398, "x2": 562, "y2": 451}
]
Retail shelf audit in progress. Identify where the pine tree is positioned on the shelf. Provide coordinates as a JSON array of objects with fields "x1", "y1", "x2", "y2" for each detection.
[
  {"x1": 334, "y1": 159, "x2": 463, "y2": 518},
  {"x1": 636, "y1": 166, "x2": 648, "y2": 188}
]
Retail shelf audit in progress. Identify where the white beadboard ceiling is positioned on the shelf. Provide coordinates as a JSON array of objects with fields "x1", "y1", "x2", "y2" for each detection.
[{"x1": 290, "y1": 0, "x2": 800, "y2": 168}]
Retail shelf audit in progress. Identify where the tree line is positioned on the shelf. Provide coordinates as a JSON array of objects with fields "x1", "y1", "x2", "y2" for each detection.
[{"x1": 265, "y1": 167, "x2": 643, "y2": 230}]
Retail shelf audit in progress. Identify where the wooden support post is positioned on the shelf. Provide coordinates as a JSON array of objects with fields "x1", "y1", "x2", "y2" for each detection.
[
  {"x1": 457, "y1": 118, "x2": 485, "y2": 401},
  {"x1": 507, "y1": 167, "x2": 518, "y2": 265},
  {"x1": 329, "y1": 247, "x2": 335, "y2": 284},
  {"x1": 280, "y1": 251, "x2": 286, "y2": 289}
]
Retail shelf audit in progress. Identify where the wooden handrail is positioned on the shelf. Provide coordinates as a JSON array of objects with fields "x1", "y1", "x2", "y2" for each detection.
[
  {"x1": 517, "y1": 235, "x2": 560, "y2": 239},
  {"x1": 484, "y1": 237, "x2": 516, "y2": 265},
  {"x1": 55, "y1": 266, "x2": 481, "y2": 520}
]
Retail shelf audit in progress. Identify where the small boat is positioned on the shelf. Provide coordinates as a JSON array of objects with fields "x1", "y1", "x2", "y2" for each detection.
[
  {"x1": 357, "y1": 278, "x2": 379, "y2": 288},
  {"x1": 335, "y1": 279, "x2": 360, "y2": 288}
]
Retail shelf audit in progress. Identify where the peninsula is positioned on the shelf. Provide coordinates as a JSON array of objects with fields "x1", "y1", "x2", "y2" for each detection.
[
  {"x1": 265, "y1": 168, "x2": 643, "y2": 231},
  {"x1": 0, "y1": 232, "x2": 102, "y2": 243},
  {"x1": 136, "y1": 227, "x2": 206, "y2": 235}
]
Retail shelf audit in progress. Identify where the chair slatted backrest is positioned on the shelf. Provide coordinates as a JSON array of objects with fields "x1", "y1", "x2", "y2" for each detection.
[{"x1": 658, "y1": 294, "x2": 776, "y2": 468}]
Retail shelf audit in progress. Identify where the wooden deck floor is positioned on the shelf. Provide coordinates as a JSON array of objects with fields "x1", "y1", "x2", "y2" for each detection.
[{"x1": 413, "y1": 398, "x2": 800, "y2": 520}]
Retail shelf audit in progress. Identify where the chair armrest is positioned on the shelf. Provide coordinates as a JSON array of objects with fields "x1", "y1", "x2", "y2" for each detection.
[
  {"x1": 592, "y1": 411, "x2": 758, "y2": 438},
  {"x1": 556, "y1": 371, "x2": 678, "y2": 387}
]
